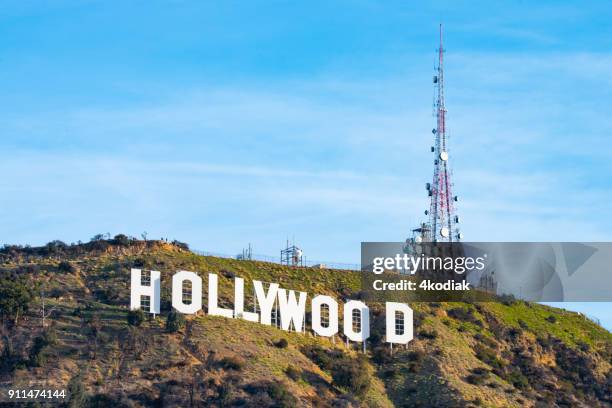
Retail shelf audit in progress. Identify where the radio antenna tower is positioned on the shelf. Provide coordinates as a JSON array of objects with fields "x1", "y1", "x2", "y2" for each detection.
[{"x1": 426, "y1": 24, "x2": 461, "y2": 242}]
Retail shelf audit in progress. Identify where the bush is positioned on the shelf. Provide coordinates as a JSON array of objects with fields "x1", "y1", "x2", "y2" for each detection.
[
  {"x1": 29, "y1": 331, "x2": 57, "y2": 367},
  {"x1": 302, "y1": 345, "x2": 337, "y2": 371},
  {"x1": 216, "y1": 382, "x2": 236, "y2": 406},
  {"x1": 43, "y1": 327, "x2": 58, "y2": 346},
  {"x1": 0, "y1": 275, "x2": 36, "y2": 324},
  {"x1": 466, "y1": 367, "x2": 490, "y2": 385},
  {"x1": 29, "y1": 334, "x2": 49, "y2": 367},
  {"x1": 165, "y1": 310, "x2": 185, "y2": 333},
  {"x1": 302, "y1": 345, "x2": 371, "y2": 398},
  {"x1": 127, "y1": 309, "x2": 145, "y2": 326},
  {"x1": 474, "y1": 333, "x2": 498, "y2": 349},
  {"x1": 381, "y1": 367, "x2": 399, "y2": 379},
  {"x1": 112, "y1": 234, "x2": 130, "y2": 246},
  {"x1": 545, "y1": 315, "x2": 557, "y2": 324},
  {"x1": 219, "y1": 356, "x2": 245, "y2": 371},
  {"x1": 331, "y1": 356, "x2": 371, "y2": 398},
  {"x1": 88, "y1": 239, "x2": 110, "y2": 251},
  {"x1": 577, "y1": 341, "x2": 590, "y2": 352},
  {"x1": 1, "y1": 335, "x2": 23, "y2": 373},
  {"x1": 264, "y1": 382, "x2": 296, "y2": 407},
  {"x1": 506, "y1": 368, "x2": 529, "y2": 389},
  {"x1": 418, "y1": 329, "x2": 439, "y2": 340},
  {"x1": 171, "y1": 240, "x2": 189, "y2": 251},
  {"x1": 474, "y1": 344, "x2": 505, "y2": 371},
  {"x1": 58, "y1": 261, "x2": 76, "y2": 273},
  {"x1": 499, "y1": 294, "x2": 517, "y2": 306},
  {"x1": 67, "y1": 372, "x2": 86, "y2": 408},
  {"x1": 448, "y1": 307, "x2": 478, "y2": 323},
  {"x1": 220, "y1": 269, "x2": 236, "y2": 279},
  {"x1": 507, "y1": 327, "x2": 523, "y2": 339},
  {"x1": 133, "y1": 258, "x2": 146, "y2": 267},
  {"x1": 274, "y1": 338, "x2": 288, "y2": 348},
  {"x1": 243, "y1": 381, "x2": 297, "y2": 408},
  {"x1": 371, "y1": 345, "x2": 392, "y2": 365},
  {"x1": 44, "y1": 240, "x2": 68, "y2": 255},
  {"x1": 405, "y1": 349, "x2": 425, "y2": 373},
  {"x1": 407, "y1": 350, "x2": 424, "y2": 362},
  {"x1": 285, "y1": 366, "x2": 300, "y2": 381}
]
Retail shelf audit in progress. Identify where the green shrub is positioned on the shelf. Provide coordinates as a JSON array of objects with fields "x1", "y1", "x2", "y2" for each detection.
[
  {"x1": 243, "y1": 381, "x2": 297, "y2": 408},
  {"x1": 302, "y1": 345, "x2": 336, "y2": 371},
  {"x1": 265, "y1": 381, "x2": 296, "y2": 407},
  {"x1": 0, "y1": 275, "x2": 36, "y2": 324},
  {"x1": 474, "y1": 333, "x2": 498, "y2": 349},
  {"x1": 331, "y1": 356, "x2": 371, "y2": 398},
  {"x1": 216, "y1": 382, "x2": 235, "y2": 406},
  {"x1": 474, "y1": 344, "x2": 505, "y2": 371},
  {"x1": 418, "y1": 328, "x2": 438, "y2": 340},
  {"x1": 577, "y1": 341, "x2": 590, "y2": 352},
  {"x1": 29, "y1": 350, "x2": 47, "y2": 367},
  {"x1": 274, "y1": 338, "x2": 289, "y2": 348},
  {"x1": 219, "y1": 356, "x2": 245, "y2": 371},
  {"x1": 165, "y1": 310, "x2": 185, "y2": 333},
  {"x1": 499, "y1": 294, "x2": 517, "y2": 306},
  {"x1": 302, "y1": 345, "x2": 371, "y2": 398},
  {"x1": 58, "y1": 261, "x2": 76, "y2": 273},
  {"x1": 371, "y1": 345, "x2": 391, "y2": 365},
  {"x1": 43, "y1": 327, "x2": 58, "y2": 346},
  {"x1": 112, "y1": 234, "x2": 131, "y2": 246},
  {"x1": 506, "y1": 368, "x2": 529, "y2": 389},
  {"x1": 507, "y1": 327, "x2": 522, "y2": 338},
  {"x1": 381, "y1": 367, "x2": 399, "y2": 379},
  {"x1": 171, "y1": 240, "x2": 189, "y2": 251},
  {"x1": 29, "y1": 337, "x2": 48, "y2": 367},
  {"x1": 405, "y1": 349, "x2": 425, "y2": 373},
  {"x1": 220, "y1": 269, "x2": 236, "y2": 279},
  {"x1": 448, "y1": 307, "x2": 483, "y2": 327},
  {"x1": 67, "y1": 372, "x2": 86, "y2": 408},
  {"x1": 28, "y1": 328, "x2": 58, "y2": 367},
  {"x1": 127, "y1": 309, "x2": 145, "y2": 327},
  {"x1": 466, "y1": 367, "x2": 490, "y2": 385},
  {"x1": 407, "y1": 350, "x2": 424, "y2": 362},
  {"x1": 1, "y1": 335, "x2": 22, "y2": 373},
  {"x1": 285, "y1": 366, "x2": 300, "y2": 381}
]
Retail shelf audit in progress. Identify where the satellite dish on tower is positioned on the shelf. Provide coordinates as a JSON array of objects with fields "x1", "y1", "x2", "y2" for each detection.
[{"x1": 407, "y1": 25, "x2": 463, "y2": 245}]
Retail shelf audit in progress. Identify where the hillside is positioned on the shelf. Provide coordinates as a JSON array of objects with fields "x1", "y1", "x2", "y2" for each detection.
[{"x1": 0, "y1": 238, "x2": 611, "y2": 407}]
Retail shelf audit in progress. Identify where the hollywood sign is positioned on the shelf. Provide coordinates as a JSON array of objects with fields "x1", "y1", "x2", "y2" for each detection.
[{"x1": 130, "y1": 269, "x2": 413, "y2": 344}]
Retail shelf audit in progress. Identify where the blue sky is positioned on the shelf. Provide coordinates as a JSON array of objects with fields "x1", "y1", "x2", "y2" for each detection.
[{"x1": 1, "y1": 2, "x2": 611, "y2": 327}]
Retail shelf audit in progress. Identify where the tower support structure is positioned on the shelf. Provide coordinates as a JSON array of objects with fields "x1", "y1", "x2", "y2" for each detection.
[{"x1": 425, "y1": 24, "x2": 461, "y2": 243}]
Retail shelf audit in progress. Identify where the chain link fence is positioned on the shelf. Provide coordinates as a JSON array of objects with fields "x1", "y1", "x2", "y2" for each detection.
[{"x1": 193, "y1": 249, "x2": 359, "y2": 271}]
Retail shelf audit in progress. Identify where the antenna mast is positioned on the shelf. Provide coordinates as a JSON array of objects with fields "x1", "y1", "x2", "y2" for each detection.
[{"x1": 426, "y1": 24, "x2": 461, "y2": 242}]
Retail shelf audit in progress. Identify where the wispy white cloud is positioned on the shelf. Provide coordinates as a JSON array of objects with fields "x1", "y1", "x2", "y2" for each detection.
[{"x1": 1, "y1": 49, "x2": 612, "y2": 256}]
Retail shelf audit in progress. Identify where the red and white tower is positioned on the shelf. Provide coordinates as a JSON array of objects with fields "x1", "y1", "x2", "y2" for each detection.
[{"x1": 425, "y1": 24, "x2": 461, "y2": 242}]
